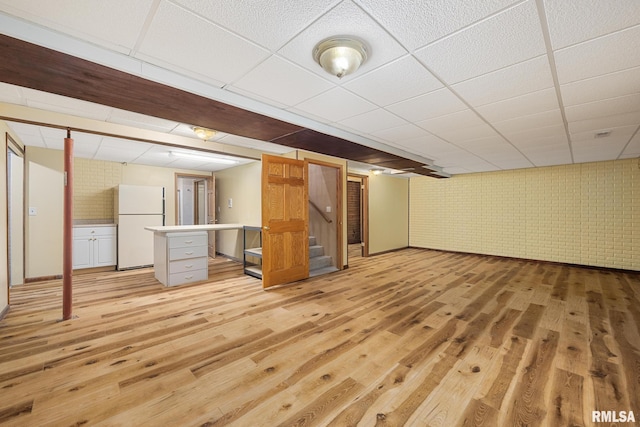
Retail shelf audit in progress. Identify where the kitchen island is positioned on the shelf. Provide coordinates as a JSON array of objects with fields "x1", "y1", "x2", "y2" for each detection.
[{"x1": 145, "y1": 224, "x2": 244, "y2": 286}]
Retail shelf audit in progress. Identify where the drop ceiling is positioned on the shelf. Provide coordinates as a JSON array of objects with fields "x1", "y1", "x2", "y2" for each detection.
[{"x1": 0, "y1": 0, "x2": 638, "y2": 175}]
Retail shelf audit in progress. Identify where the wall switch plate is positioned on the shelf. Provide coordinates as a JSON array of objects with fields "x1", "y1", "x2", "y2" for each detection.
[
  {"x1": 228, "y1": 198, "x2": 233, "y2": 208},
  {"x1": 29, "y1": 207, "x2": 37, "y2": 216},
  {"x1": 325, "y1": 206, "x2": 332, "y2": 213}
]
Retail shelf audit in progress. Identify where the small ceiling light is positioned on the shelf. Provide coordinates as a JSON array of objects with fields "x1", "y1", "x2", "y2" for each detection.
[
  {"x1": 370, "y1": 169, "x2": 383, "y2": 175},
  {"x1": 170, "y1": 151, "x2": 236, "y2": 165},
  {"x1": 313, "y1": 37, "x2": 368, "y2": 79},
  {"x1": 192, "y1": 126, "x2": 217, "y2": 141}
]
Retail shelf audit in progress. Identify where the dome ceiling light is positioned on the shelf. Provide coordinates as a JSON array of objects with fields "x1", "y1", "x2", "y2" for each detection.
[
  {"x1": 192, "y1": 126, "x2": 217, "y2": 141},
  {"x1": 313, "y1": 37, "x2": 369, "y2": 79}
]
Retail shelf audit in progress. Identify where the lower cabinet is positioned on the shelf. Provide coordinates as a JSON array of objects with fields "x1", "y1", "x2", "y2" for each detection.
[
  {"x1": 73, "y1": 226, "x2": 117, "y2": 269},
  {"x1": 153, "y1": 231, "x2": 209, "y2": 286}
]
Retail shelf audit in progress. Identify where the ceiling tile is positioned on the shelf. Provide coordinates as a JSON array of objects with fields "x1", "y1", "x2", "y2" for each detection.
[
  {"x1": 503, "y1": 123, "x2": 567, "y2": 144},
  {"x1": 6, "y1": 121, "x2": 45, "y2": 147},
  {"x1": 493, "y1": 109, "x2": 564, "y2": 135},
  {"x1": 554, "y1": 25, "x2": 640, "y2": 84},
  {"x1": 22, "y1": 89, "x2": 112, "y2": 121},
  {"x1": 477, "y1": 88, "x2": 559, "y2": 123},
  {"x1": 571, "y1": 124, "x2": 638, "y2": 147},
  {"x1": 621, "y1": 130, "x2": 640, "y2": 157},
  {"x1": 338, "y1": 108, "x2": 407, "y2": 133},
  {"x1": 136, "y1": 1, "x2": 270, "y2": 84},
  {"x1": 415, "y1": 0, "x2": 546, "y2": 84},
  {"x1": 0, "y1": 82, "x2": 24, "y2": 104},
  {"x1": 372, "y1": 123, "x2": 432, "y2": 143},
  {"x1": 567, "y1": 111, "x2": 640, "y2": 134},
  {"x1": 399, "y1": 135, "x2": 461, "y2": 159},
  {"x1": 343, "y1": 55, "x2": 442, "y2": 106},
  {"x1": 172, "y1": 0, "x2": 339, "y2": 50},
  {"x1": 278, "y1": 1, "x2": 406, "y2": 82},
  {"x1": 565, "y1": 93, "x2": 640, "y2": 123},
  {"x1": 294, "y1": 87, "x2": 377, "y2": 123},
  {"x1": 572, "y1": 137, "x2": 630, "y2": 164},
  {"x1": 561, "y1": 66, "x2": 640, "y2": 106},
  {"x1": 433, "y1": 124, "x2": 499, "y2": 144},
  {"x1": 416, "y1": 109, "x2": 487, "y2": 134},
  {"x1": 544, "y1": 0, "x2": 640, "y2": 50},
  {"x1": 355, "y1": 0, "x2": 519, "y2": 51},
  {"x1": 386, "y1": 88, "x2": 467, "y2": 123},
  {"x1": 230, "y1": 56, "x2": 334, "y2": 106},
  {"x1": 94, "y1": 137, "x2": 154, "y2": 163},
  {"x1": 107, "y1": 108, "x2": 179, "y2": 132},
  {"x1": 452, "y1": 56, "x2": 554, "y2": 107},
  {"x1": 0, "y1": 0, "x2": 153, "y2": 53}
]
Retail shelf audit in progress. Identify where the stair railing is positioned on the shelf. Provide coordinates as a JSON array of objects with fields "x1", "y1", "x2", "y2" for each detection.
[{"x1": 309, "y1": 200, "x2": 332, "y2": 223}]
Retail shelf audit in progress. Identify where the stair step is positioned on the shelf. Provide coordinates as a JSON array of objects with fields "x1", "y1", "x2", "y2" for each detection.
[
  {"x1": 309, "y1": 236, "x2": 317, "y2": 246},
  {"x1": 310, "y1": 255, "x2": 332, "y2": 271},
  {"x1": 309, "y1": 245, "x2": 324, "y2": 258}
]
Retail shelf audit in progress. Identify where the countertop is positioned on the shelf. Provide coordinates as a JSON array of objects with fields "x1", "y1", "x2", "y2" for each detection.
[{"x1": 144, "y1": 224, "x2": 245, "y2": 234}]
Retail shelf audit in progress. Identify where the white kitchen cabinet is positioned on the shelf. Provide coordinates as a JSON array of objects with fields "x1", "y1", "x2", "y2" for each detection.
[
  {"x1": 73, "y1": 225, "x2": 117, "y2": 269},
  {"x1": 153, "y1": 231, "x2": 208, "y2": 286}
]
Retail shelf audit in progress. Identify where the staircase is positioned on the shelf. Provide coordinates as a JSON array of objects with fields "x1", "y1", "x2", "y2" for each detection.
[{"x1": 309, "y1": 236, "x2": 339, "y2": 277}]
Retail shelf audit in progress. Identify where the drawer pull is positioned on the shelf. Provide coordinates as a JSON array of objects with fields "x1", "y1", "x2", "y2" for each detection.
[
  {"x1": 185, "y1": 275, "x2": 193, "y2": 279},
  {"x1": 184, "y1": 240, "x2": 193, "y2": 244},
  {"x1": 185, "y1": 265, "x2": 193, "y2": 269},
  {"x1": 185, "y1": 251, "x2": 193, "y2": 255}
]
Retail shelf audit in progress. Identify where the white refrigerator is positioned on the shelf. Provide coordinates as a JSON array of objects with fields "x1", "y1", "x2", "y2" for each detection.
[{"x1": 114, "y1": 184, "x2": 165, "y2": 270}]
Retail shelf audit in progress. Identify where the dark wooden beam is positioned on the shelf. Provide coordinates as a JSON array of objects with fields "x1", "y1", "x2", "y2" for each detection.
[{"x1": 0, "y1": 34, "x2": 446, "y2": 178}]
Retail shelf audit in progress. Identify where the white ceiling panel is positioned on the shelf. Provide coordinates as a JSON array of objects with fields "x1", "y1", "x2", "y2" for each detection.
[
  {"x1": 416, "y1": 109, "x2": 487, "y2": 135},
  {"x1": 278, "y1": 0, "x2": 406, "y2": 82},
  {"x1": 386, "y1": 88, "x2": 468, "y2": 123},
  {"x1": 451, "y1": 56, "x2": 554, "y2": 107},
  {"x1": 560, "y1": 66, "x2": 640, "y2": 106},
  {"x1": 544, "y1": 0, "x2": 640, "y2": 50},
  {"x1": 0, "y1": 82, "x2": 23, "y2": 104},
  {"x1": 477, "y1": 88, "x2": 559, "y2": 123},
  {"x1": 71, "y1": 133, "x2": 103, "y2": 159},
  {"x1": 95, "y1": 137, "x2": 154, "y2": 163},
  {"x1": 107, "y1": 109, "x2": 179, "y2": 133},
  {"x1": 571, "y1": 124, "x2": 638, "y2": 148},
  {"x1": 572, "y1": 138, "x2": 630, "y2": 163},
  {"x1": 343, "y1": 55, "x2": 442, "y2": 106},
  {"x1": 338, "y1": 108, "x2": 407, "y2": 134},
  {"x1": 173, "y1": 0, "x2": 339, "y2": 51},
  {"x1": 504, "y1": 124, "x2": 567, "y2": 144},
  {"x1": 432, "y1": 124, "x2": 499, "y2": 144},
  {"x1": 0, "y1": 0, "x2": 153, "y2": 53},
  {"x1": 136, "y1": 1, "x2": 270, "y2": 84},
  {"x1": 21, "y1": 87, "x2": 112, "y2": 121},
  {"x1": 493, "y1": 109, "x2": 564, "y2": 135},
  {"x1": 230, "y1": 56, "x2": 334, "y2": 106},
  {"x1": 372, "y1": 123, "x2": 432, "y2": 143},
  {"x1": 355, "y1": 0, "x2": 519, "y2": 51},
  {"x1": 415, "y1": 0, "x2": 546, "y2": 84},
  {"x1": 294, "y1": 87, "x2": 377, "y2": 123},
  {"x1": 621, "y1": 131, "x2": 640, "y2": 157},
  {"x1": 522, "y1": 145, "x2": 573, "y2": 167},
  {"x1": 564, "y1": 93, "x2": 640, "y2": 123},
  {"x1": 554, "y1": 25, "x2": 640, "y2": 84},
  {"x1": 567, "y1": 111, "x2": 640, "y2": 134}
]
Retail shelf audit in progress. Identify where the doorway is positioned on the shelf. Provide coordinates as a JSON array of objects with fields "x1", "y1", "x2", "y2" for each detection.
[
  {"x1": 175, "y1": 173, "x2": 216, "y2": 256},
  {"x1": 347, "y1": 173, "x2": 368, "y2": 260},
  {"x1": 6, "y1": 134, "x2": 25, "y2": 297}
]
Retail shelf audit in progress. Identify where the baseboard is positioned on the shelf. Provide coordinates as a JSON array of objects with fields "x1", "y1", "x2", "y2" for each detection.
[
  {"x1": 25, "y1": 275, "x2": 63, "y2": 283},
  {"x1": 0, "y1": 304, "x2": 9, "y2": 321}
]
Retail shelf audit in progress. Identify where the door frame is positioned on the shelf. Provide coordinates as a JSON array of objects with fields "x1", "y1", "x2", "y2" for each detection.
[
  {"x1": 6, "y1": 133, "x2": 25, "y2": 302},
  {"x1": 347, "y1": 173, "x2": 369, "y2": 258},
  {"x1": 306, "y1": 158, "x2": 344, "y2": 270}
]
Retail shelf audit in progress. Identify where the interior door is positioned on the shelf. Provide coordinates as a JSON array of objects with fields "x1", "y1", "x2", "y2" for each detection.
[{"x1": 261, "y1": 154, "x2": 308, "y2": 288}]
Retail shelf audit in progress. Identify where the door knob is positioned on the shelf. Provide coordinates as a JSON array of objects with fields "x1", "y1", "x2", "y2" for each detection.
[{"x1": 263, "y1": 226, "x2": 270, "y2": 230}]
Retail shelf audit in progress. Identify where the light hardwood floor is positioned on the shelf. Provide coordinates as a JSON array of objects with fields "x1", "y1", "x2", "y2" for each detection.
[{"x1": 1, "y1": 249, "x2": 639, "y2": 426}]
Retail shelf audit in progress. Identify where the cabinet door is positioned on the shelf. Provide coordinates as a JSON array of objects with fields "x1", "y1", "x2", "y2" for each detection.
[
  {"x1": 73, "y1": 236, "x2": 93, "y2": 269},
  {"x1": 94, "y1": 235, "x2": 116, "y2": 267}
]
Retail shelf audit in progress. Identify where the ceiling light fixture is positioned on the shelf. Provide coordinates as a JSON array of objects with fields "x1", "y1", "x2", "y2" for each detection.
[
  {"x1": 192, "y1": 126, "x2": 217, "y2": 141},
  {"x1": 170, "y1": 151, "x2": 237, "y2": 164},
  {"x1": 313, "y1": 37, "x2": 368, "y2": 79},
  {"x1": 370, "y1": 169, "x2": 383, "y2": 175}
]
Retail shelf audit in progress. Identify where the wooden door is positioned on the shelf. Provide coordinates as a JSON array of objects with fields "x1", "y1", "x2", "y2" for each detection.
[
  {"x1": 207, "y1": 175, "x2": 215, "y2": 258},
  {"x1": 261, "y1": 154, "x2": 308, "y2": 288}
]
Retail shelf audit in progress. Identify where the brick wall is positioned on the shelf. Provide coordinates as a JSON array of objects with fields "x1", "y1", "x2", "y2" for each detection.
[
  {"x1": 73, "y1": 158, "x2": 123, "y2": 220},
  {"x1": 409, "y1": 159, "x2": 640, "y2": 271},
  {"x1": 347, "y1": 180, "x2": 361, "y2": 244}
]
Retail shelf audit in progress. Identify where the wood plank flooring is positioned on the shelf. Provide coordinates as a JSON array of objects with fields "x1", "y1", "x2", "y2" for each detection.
[{"x1": 1, "y1": 249, "x2": 639, "y2": 426}]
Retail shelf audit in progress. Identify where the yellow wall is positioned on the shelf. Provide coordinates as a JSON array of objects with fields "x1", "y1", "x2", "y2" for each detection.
[
  {"x1": 214, "y1": 161, "x2": 262, "y2": 260},
  {"x1": 368, "y1": 173, "x2": 409, "y2": 254},
  {"x1": 410, "y1": 159, "x2": 640, "y2": 271},
  {"x1": 74, "y1": 158, "x2": 122, "y2": 220}
]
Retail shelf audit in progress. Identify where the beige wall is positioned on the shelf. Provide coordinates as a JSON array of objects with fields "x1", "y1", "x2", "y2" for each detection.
[
  {"x1": 368, "y1": 173, "x2": 409, "y2": 254},
  {"x1": 410, "y1": 159, "x2": 640, "y2": 271},
  {"x1": 215, "y1": 161, "x2": 262, "y2": 260},
  {"x1": 25, "y1": 148, "x2": 214, "y2": 279}
]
